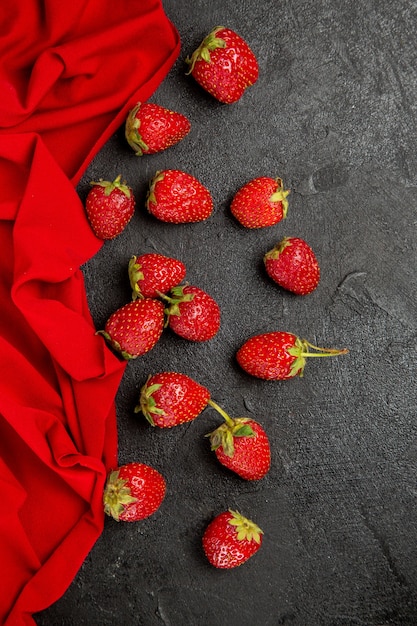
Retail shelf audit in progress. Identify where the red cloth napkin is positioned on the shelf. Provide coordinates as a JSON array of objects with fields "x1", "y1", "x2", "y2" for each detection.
[{"x1": 0, "y1": 2, "x2": 180, "y2": 624}]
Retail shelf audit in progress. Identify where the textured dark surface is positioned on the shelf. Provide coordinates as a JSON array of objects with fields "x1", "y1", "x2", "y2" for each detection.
[{"x1": 36, "y1": 1, "x2": 417, "y2": 624}]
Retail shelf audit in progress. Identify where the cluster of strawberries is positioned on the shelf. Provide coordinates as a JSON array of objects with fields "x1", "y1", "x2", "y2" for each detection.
[
  {"x1": 104, "y1": 370, "x2": 270, "y2": 567},
  {"x1": 97, "y1": 252, "x2": 221, "y2": 356},
  {"x1": 85, "y1": 26, "x2": 348, "y2": 569}
]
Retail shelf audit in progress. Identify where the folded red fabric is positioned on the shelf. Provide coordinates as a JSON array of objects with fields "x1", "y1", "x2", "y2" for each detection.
[{"x1": 0, "y1": 2, "x2": 180, "y2": 623}]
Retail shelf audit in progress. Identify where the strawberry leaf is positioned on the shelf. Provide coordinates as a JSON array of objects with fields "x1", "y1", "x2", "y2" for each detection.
[
  {"x1": 228, "y1": 510, "x2": 263, "y2": 544},
  {"x1": 136, "y1": 380, "x2": 166, "y2": 425},
  {"x1": 103, "y1": 471, "x2": 137, "y2": 521},
  {"x1": 128, "y1": 256, "x2": 145, "y2": 300},
  {"x1": 233, "y1": 424, "x2": 255, "y2": 438},
  {"x1": 185, "y1": 26, "x2": 226, "y2": 73},
  {"x1": 207, "y1": 423, "x2": 235, "y2": 457}
]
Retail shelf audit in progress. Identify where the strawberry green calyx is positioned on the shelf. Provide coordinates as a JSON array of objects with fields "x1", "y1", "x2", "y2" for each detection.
[
  {"x1": 270, "y1": 178, "x2": 290, "y2": 218},
  {"x1": 159, "y1": 285, "x2": 195, "y2": 323},
  {"x1": 146, "y1": 171, "x2": 165, "y2": 207},
  {"x1": 103, "y1": 470, "x2": 137, "y2": 521},
  {"x1": 96, "y1": 330, "x2": 136, "y2": 360},
  {"x1": 185, "y1": 26, "x2": 226, "y2": 74},
  {"x1": 206, "y1": 400, "x2": 254, "y2": 457},
  {"x1": 125, "y1": 103, "x2": 149, "y2": 155},
  {"x1": 288, "y1": 337, "x2": 349, "y2": 378},
  {"x1": 128, "y1": 256, "x2": 145, "y2": 300},
  {"x1": 228, "y1": 510, "x2": 263, "y2": 544},
  {"x1": 264, "y1": 237, "x2": 292, "y2": 262},
  {"x1": 135, "y1": 378, "x2": 165, "y2": 426},
  {"x1": 90, "y1": 174, "x2": 131, "y2": 198}
]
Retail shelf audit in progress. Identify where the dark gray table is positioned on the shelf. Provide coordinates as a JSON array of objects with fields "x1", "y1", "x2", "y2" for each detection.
[{"x1": 36, "y1": 1, "x2": 417, "y2": 624}]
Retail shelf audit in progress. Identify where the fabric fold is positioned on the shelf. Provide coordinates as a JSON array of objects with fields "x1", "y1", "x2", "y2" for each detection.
[{"x1": 0, "y1": 1, "x2": 180, "y2": 623}]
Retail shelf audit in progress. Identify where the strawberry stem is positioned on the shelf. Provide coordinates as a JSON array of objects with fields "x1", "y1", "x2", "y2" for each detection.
[
  {"x1": 206, "y1": 401, "x2": 254, "y2": 457},
  {"x1": 208, "y1": 399, "x2": 235, "y2": 427},
  {"x1": 298, "y1": 339, "x2": 348, "y2": 357},
  {"x1": 287, "y1": 336, "x2": 348, "y2": 377}
]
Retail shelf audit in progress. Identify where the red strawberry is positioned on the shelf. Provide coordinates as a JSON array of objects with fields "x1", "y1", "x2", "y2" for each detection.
[
  {"x1": 206, "y1": 400, "x2": 271, "y2": 480},
  {"x1": 125, "y1": 102, "x2": 191, "y2": 156},
  {"x1": 185, "y1": 26, "x2": 259, "y2": 104},
  {"x1": 128, "y1": 253, "x2": 186, "y2": 300},
  {"x1": 85, "y1": 175, "x2": 135, "y2": 239},
  {"x1": 230, "y1": 176, "x2": 290, "y2": 228},
  {"x1": 163, "y1": 285, "x2": 220, "y2": 342},
  {"x1": 202, "y1": 509, "x2": 263, "y2": 569},
  {"x1": 264, "y1": 237, "x2": 320, "y2": 295},
  {"x1": 103, "y1": 462, "x2": 166, "y2": 522},
  {"x1": 236, "y1": 331, "x2": 348, "y2": 380},
  {"x1": 97, "y1": 299, "x2": 164, "y2": 360},
  {"x1": 136, "y1": 372, "x2": 211, "y2": 428},
  {"x1": 146, "y1": 169, "x2": 213, "y2": 224}
]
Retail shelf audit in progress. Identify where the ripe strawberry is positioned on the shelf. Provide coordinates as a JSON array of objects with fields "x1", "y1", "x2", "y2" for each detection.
[
  {"x1": 125, "y1": 102, "x2": 191, "y2": 156},
  {"x1": 85, "y1": 175, "x2": 135, "y2": 239},
  {"x1": 202, "y1": 510, "x2": 263, "y2": 569},
  {"x1": 163, "y1": 285, "x2": 220, "y2": 342},
  {"x1": 128, "y1": 253, "x2": 186, "y2": 300},
  {"x1": 236, "y1": 331, "x2": 348, "y2": 380},
  {"x1": 230, "y1": 176, "x2": 290, "y2": 228},
  {"x1": 97, "y1": 299, "x2": 164, "y2": 360},
  {"x1": 146, "y1": 169, "x2": 213, "y2": 224},
  {"x1": 103, "y1": 462, "x2": 166, "y2": 522},
  {"x1": 264, "y1": 237, "x2": 320, "y2": 295},
  {"x1": 206, "y1": 400, "x2": 271, "y2": 480},
  {"x1": 185, "y1": 26, "x2": 259, "y2": 104},
  {"x1": 136, "y1": 372, "x2": 211, "y2": 428}
]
